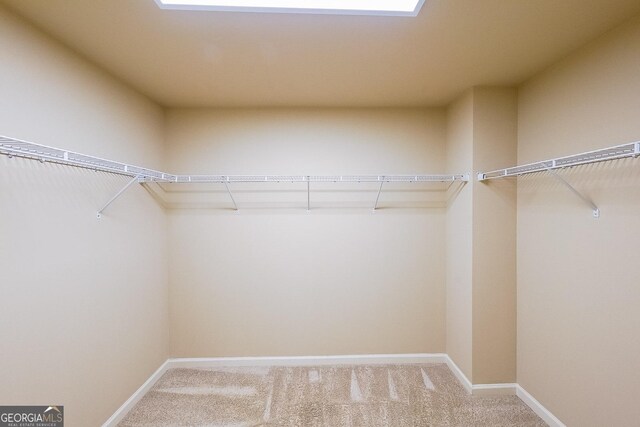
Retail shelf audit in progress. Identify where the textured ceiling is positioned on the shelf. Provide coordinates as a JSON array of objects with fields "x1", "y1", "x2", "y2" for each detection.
[{"x1": 2, "y1": 0, "x2": 640, "y2": 107}]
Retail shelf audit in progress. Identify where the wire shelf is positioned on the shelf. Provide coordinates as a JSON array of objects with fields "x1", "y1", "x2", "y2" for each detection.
[
  {"x1": 0, "y1": 136, "x2": 469, "y2": 185},
  {"x1": 170, "y1": 174, "x2": 469, "y2": 183},
  {"x1": 0, "y1": 135, "x2": 174, "y2": 182},
  {"x1": 1, "y1": 135, "x2": 472, "y2": 214},
  {"x1": 477, "y1": 141, "x2": 640, "y2": 180}
]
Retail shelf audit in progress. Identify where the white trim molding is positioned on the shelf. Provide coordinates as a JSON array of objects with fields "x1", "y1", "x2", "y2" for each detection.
[
  {"x1": 443, "y1": 355, "x2": 517, "y2": 396},
  {"x1": 472, "y1": 382, "x2": 518, "y2": 396},
  {"x1": 167, "y1": 353, "x2": 448, "y2": 368},
  {"x1": 443, "y1": 355, "x2": 472, "y2": 393},
  {"x1": 102, "y1": 360, "x2": 170, "y2": 427},
  {"x1": 444, "y1": 355, "x2": 566, "y2": 424},
  {"x1": 516, "y1": 385, "x2": 566, "y2": 427}
]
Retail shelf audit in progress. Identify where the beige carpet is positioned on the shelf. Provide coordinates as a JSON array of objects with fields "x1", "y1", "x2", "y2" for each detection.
[{"x1": 119, "y1": 363, "x2": 545, "y2": 426}]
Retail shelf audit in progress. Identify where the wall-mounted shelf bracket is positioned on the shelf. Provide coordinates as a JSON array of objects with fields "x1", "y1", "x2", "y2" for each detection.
[
  {"x1": 97, "y1": 174, "x2": 143, "y2": 219},
  {"x1": 373, "y1": 177, "x2": 384, "y2": 211},
  {"x1": 306, "y1": 176, "x2": 310, "y2": 212},
  {"x1": 223, "y1": 179, "x2": 238, "y2": 211},
  {"x1": 543, "y1": 163, "x2": 600, "y2": 218}
]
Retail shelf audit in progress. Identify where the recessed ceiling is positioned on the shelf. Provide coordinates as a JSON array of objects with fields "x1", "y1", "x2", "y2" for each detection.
[{"x1": 2, "y1": 0, "x2": 639, "y2": 108}]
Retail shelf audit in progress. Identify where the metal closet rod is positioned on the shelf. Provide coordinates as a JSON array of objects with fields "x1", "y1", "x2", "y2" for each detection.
[
  {"x1": 0, "y1": 135, "x2": 469, "y2": 183},
  {"x1": 477, "y1": 140, "x2": 640, "y2": 181}
]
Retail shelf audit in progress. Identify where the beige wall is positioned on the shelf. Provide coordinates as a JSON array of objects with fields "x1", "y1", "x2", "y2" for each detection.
[
  {"x1": 471, "y1": 88, "x2": 517, "y2": 384},
  {"x1": 445, "y1": 91, "x2": 474, "y2": 380},
  {"x1": 0, "y1": 7, "x2": 168, "y2": 426},
  {"x1": 445, "y1": 88, "x2": 518, "y2": 385},
  {"x1": 165, "y1": 108, "x2": 448, "y2": 357},
  {"x1": 517, "y1": 15, "x2": 640, "y2": 426}
]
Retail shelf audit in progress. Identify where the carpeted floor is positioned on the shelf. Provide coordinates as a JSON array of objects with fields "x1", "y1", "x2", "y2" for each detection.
[{"x1": 119, "y1": 363, "x2": 545, "y2": 426}]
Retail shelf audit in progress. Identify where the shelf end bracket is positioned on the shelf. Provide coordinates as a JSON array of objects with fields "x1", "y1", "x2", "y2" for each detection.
[
  {"x1": 306, "y1": 176, "x2": 310, "y2": 212},
  {"x1": 373, "y1": 177, "x2": 384, "y2": 211},
  {"x1": 223, "y1": 179, "x2": 238, "y2": 211},
  {"x1": 97, "y1": 174, "x2": 143, "y2": 219},
  {"x1": 544, "y1": 163, "x2": 600, "y2": 219}
]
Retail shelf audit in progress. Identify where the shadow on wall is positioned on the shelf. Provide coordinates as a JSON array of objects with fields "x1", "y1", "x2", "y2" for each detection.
[{"x1": 143, "y1": 180, "x2": 459, "y2": 211}]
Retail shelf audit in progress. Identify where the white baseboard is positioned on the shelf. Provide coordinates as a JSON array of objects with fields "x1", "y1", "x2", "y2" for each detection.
[
  {"x1": 167, "y1": 353, "x2": 448, "y2": 368},
  {"x1": 516, "y1": 385, "x2": 566, "y2": 427},
  {"x1": 101, "y1": 360, "x2": 169, "y2": 427},
  {"x1": 472, "y1": 382, "x2": 517, "y2": 396},
  {"x1": 103, "y1": 353, "x2": 563, "y2": 427},
  {"x1": 444, "y1": 355, "x2": 517, "y2": 396},
  {"x1": 443, "y1": 355, "x2": 473, "y2": 393}
]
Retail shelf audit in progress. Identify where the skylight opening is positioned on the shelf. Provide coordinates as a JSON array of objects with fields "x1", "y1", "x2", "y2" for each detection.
[{"x1": 155, "y1": 0, "x2": 425, "y2": 16}]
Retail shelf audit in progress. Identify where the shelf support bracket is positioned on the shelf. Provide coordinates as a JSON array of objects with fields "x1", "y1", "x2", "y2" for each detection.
[
  {"x1": 223, "y1": 179, "x2": 238, "y2": 211},
  {"x1": 97, "y1": 174, "x2": 142, "y2": 219},
  {"x1": 544, "y1": 163, "x2": 600, "y2": 218},
  {"x1": 373, "y1": 177, "x2": 384, "y2": 211},
  {"x1": 306, "y1": 176, "x2": 310, "y2": 212}
]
